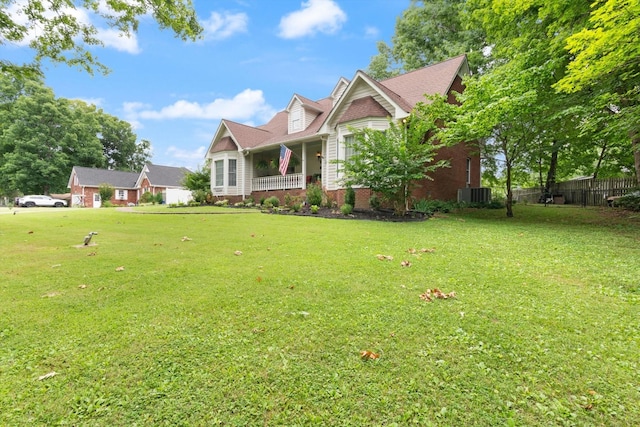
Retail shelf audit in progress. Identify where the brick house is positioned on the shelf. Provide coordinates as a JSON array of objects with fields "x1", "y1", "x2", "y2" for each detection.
[
  {"x1": 67, "y1": 163, "x2": 192, "y2": 208},
  {"x1": 205, "y1": 55, "x2": 481, "y2": 208}
]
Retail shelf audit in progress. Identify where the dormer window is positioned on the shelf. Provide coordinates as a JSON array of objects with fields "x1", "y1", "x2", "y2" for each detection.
[{"x1": 291, "y1": 109, "x2": 301, "y2": 131}]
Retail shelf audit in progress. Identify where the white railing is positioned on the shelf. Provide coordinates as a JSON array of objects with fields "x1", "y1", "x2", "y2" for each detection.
[{"x1": 252, "y1": 173, "x2": 304, "y2": 192}]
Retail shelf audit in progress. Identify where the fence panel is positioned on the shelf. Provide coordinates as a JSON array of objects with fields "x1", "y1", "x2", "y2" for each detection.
[{"x1": 512, "y1": 177, "x2": 637, "y2": 207}]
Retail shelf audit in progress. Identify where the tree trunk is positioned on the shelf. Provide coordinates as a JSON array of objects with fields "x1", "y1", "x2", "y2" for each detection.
[
  {"x1": 505, "y1": 161, "x2": 513, "y2": 217},
  {"x1": 545, "y1": 146, "x2": 558, "y2": 191},
  {"x1": 631, "y1": 130, "x2": 640, "y2": 186}
]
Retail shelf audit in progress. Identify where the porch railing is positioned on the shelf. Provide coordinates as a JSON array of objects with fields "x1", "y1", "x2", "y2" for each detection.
[{"x1": 252, "y1": 173, "x2": 304, "y2": 192}]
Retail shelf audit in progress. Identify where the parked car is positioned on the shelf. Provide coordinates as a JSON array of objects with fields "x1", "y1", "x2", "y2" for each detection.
[{"x1": 18, "y1": 195, "x2": 68, "y2": 207}]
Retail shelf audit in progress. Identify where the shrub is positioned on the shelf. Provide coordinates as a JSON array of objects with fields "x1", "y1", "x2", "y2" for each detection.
[
  {"x1": 98, "y1": 183, "x2": 115, "y2": 205},
  {"x1": 214, "y1": 199, "x2": 229, "y2": 207},
  {"x1": 292, "y1": 203, "x2": 302, "y2": 212},
  {"x1": 369, "y1": 194, "x2": 381, "y2": 210},
  {"x1": 153, "y1": 193, "x2": 164, "y2": 205},
  {"x1": 412, "y1": 198, "x2": 433, "y2": 214},
  {"x1": 345, "y1": 186, "x2": 356, "y2": 207},
  {"x1": 617, "y1": 189, "x2": 640, "y2": 211},
  {"x1": 264, "y1": 196, "x2": 280, "y2": 208},
  {"x1": 306, "y1": 183, "x2": 323, "y2": 206},
  {"x1": 310, "y1": 204, "x2": 319, "y2": 214},
  {"x1": 412, "y1": 198, "x2": 456, "y2": 214},
  {"x1": 340, "y1": 203, "x2": 353, "y2": 215}
]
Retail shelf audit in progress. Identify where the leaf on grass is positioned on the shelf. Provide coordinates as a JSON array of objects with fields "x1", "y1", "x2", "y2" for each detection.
[
  {"x1": 400, "y1": 260, "x2": 411, "y2": 267},
  {"x1": 51, "y1": 264, "x2": 61, "y2": 268},
  {"x1": 87, "y1": 252, "x2": 96, "y2": 256},
  {"x1": 407, "y1": 248, "x2": 417, "y2": 254},
  {"x1": 28, "y1": 231, "x2": 33, "y2": 234},
  {"x1": 78, "y1": 284, "x2": 87, "y2": 289},
  {"x1": 37, "y1": 371, "x2": 57, "y2": 381},
  {"x1": 420, "y1": 248, "x2": 435, "y2": 253},
  {"x1": 376, "y1": 254, "x2": 393, "y2": 261},
  {"x1": 360, "y1": 350, "x2": 380, "y2": 360},
  {"x1": 419, "y1": 288, "x2": 456, "y2": 302},
  {"x1": 256, "y1": 276, "x2": 262, "y2": 283},
  {"x1": 115, "y1": 266, "x2": 125, "y2": 272},
  {"x1": 41, "y1": 292, "x2": 60, "y2": 298},
  {"x1": 181, "y1": 236, "x2": 192, "y2": 241},
  {"x1": 234, "y1": 250, "x2": 243, "y2": 256}
]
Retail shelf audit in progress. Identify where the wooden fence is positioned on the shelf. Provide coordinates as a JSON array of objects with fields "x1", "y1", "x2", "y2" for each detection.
[{"x1": 513, "y1": 177, "x2": 638, "y2": 207}]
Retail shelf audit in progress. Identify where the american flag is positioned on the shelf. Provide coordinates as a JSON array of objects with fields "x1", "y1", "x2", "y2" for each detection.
[{"x1": 279, "y1": 144, "x2": 292, "y2": 176}]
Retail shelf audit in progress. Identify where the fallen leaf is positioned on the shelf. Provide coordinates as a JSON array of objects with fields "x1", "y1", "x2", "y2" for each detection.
[
  {"x1": 420, "y1": 288, "x2": 456, "y2": 302},
  {"x1": 234, "y1": 250, "x2": 243, "y2": 256},
  {"x1": 78, "y1": 284, "x2": 87, "y2": 289},
  {"x1": 38, "y1": 371, "x2": 57, "y2": 381},
  {"x1": 407, "y1": 248, "x2": 417, "y2": 254},
  {"x1": 51, "y1": 264, "x2": 61, "y2": 268},
  {"x1": 87, "y1": 252, "x2": 96, "y2": 256},
  {"x1": 400, "y1": 260, "x2": 411, "y2": 267},
  {"x1": 115, "y1": 266, "x2": 125, "y2": 272},
  {"x1": 181, "y1": 236, "x2": 192, "y2": 241},
  {"x1": 420, "y1": 248, "x2": 435, "y2": 253},
  {"x1": 256, "y1": 276, "x2": 262, "y2": 283},
  {"x1": 376, "y1": 254, "x2": 393, "y2": 261},
  {"x1": 28, "y1": 231, "x2": 33, "y2": 234},
  {"x1": 360, "y1": 350, "x2": 380, "y2": 360},
  {"x1": 41, "y1": 292, "x2": 60, "y2": 298}
]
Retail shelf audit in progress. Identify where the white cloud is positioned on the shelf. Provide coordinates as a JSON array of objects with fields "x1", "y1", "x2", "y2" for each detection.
[
  {"x1": 96, "y1": 28, "x2": 140, "y2": 54},
  {"x1": 166, "y1": 145, "x2": 207, "y2": 160},
  {"x1": 202, "y1": 11, "x2": 248, "y2": 40},
  {"x1": 364, "y1": 26, "x2": 379, "y2": 39},
  {"x1": 128, "y1": 89, "x2": 276, "y2": 122},
  {"x1": 278, "y1": 0, "x2": 347, "y2": 39}
]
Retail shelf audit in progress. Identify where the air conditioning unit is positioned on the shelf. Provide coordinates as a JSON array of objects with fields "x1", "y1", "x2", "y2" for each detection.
[{"x1": 458, "y1": 187, "x2": 492, "y2": 203}]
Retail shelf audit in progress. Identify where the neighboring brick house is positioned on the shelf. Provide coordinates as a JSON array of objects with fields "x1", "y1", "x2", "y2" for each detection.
[
  {"x1": 67, "y1": 163, "x2": 192, "y2": 208},
  {"x1": 205, "y1": 55, "x2": 481, "y2": 208}
]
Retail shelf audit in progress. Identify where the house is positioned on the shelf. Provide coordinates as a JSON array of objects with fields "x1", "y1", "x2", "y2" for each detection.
[
  {"x1": 205, "y1": 55, "x2": 480, "y2": 209},
  {"x1": 67, "y1": 163, "x2": 192, "y2": 208}
]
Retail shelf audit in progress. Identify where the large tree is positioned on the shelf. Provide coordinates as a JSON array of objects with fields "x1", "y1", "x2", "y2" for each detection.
[
  {"x1": 0, "y1": 73, "x2": 151, "y2": 194},
  {"x1": 0, "y1": 0, "x2": 202, "y2": 78}
]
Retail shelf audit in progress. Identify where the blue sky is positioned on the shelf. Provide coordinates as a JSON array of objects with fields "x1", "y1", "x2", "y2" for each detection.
[{"x1": 3, "y1": 0, "x2": 410, "y2": 171}]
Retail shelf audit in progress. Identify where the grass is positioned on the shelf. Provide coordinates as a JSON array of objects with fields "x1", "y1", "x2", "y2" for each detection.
[{"x1": 1, "y1": 205, "x2": 638, "y2": 426}]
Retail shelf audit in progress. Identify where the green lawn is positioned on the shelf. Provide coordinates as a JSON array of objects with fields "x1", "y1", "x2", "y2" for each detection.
[{"x1": 1, "y1": 205, "x2": 638, "y2": 426}]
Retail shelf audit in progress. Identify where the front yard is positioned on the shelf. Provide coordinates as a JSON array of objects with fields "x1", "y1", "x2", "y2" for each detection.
[{"x1": 1, "y1": 205, "x2": 638, "y2": 425}]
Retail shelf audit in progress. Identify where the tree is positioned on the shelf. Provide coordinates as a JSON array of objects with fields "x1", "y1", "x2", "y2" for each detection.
[
  {"x1": 97, "y1": 112, "x2": 140, "y2": 171},
  {"x1": 0, "y1": 76, "x2": 104, "y2": 194},
  {"x1": 367, "y1": 0, "x2": 487, "y2": 79},
  {"x1": 98, "y1": 183, "x2": 115, "y2": 206},
  {"x1": 182, "y1": 161, "x2": 211, "y2": 204},
  {"x1": 554, "y1": 0, "x2": 640, "y2": 184},
  {"x1": 336, "y1": 115, "x2": 448, "y2": 216},
  {"x1": 1, "y1": 0, "x2": 202, "y2": 78}
]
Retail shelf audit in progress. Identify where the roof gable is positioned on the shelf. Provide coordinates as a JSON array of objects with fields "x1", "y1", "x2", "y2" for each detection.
[
  {"x1": 138, "y1": 163, "x2": 191, "y2": 187},
  {"x1": 70, "y1": 166, "x2": 139, "y2": 188},
  {"x1": 337, "y1": 96, "x2": 391, "y2": 124}
]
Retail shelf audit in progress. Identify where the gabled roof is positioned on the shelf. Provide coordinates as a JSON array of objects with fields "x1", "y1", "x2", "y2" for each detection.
[
  {"x1": 206, "y1": 55, "x2": 468, "y2": 154},
  {"x1": 69, "y1": 166, "x2": 139, "y2": 189},
  {"x1": 137, "y1": 163, "x2": 191, "y2": 188}
]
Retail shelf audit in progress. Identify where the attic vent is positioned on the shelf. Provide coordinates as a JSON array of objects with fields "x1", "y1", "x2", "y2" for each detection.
[{"x1": 458, "y1": 187, "x2": 492, "y2": 204}]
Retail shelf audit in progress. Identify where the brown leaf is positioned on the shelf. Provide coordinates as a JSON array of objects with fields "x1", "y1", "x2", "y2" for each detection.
[
  {"x1": 115, "y1": 266, "x2": 125, "y2": 272},
  {"x1": 360, "y1": 350, "x2": 380, "y2": 360},
  {"x1": 181, "y1": 236, "x2": 192, "y2": 241},
  {"x1": 407, "y1": 248, "x2": 417, "y2": 254},
  {"x1": 78, "y1": 284, "x2": 87, "y2": 289},
  {"x1": 400, "y1": 260, "x2": 411, "y2": 267},
  {"x1": 234, "y1": 250, "x2": 243, "y2": 256},
  {"x1": 376, "y1": 254, "x2": 393, "y2": 261},
  {"x1": 420, "y1": 248, "x2": 435, "y2": 253}
]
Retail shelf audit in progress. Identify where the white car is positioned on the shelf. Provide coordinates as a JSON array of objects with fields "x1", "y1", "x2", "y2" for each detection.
[{"x1": 18, "y1": 195, "x2": 68, "y2": 208}]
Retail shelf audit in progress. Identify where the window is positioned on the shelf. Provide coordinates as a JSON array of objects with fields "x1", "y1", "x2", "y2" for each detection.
[
  {"x1": 344, "y1": 135, "x2": 356, "y2": 162},
  {"x1": 228, "y1": 159, "x2": 237, "y2": 186},
  {"x1": 215, "y1": 160, "x2": 224, "y2": 186},
  {"x1": 117, "y1": 190, "x2": 127, "y2": 200},
  {"x1": 466, "y1": 158, "x2": 471, "y2": 185},
  {"x1": 291, "y1": 109, "x2": 301, "y2": 131}
]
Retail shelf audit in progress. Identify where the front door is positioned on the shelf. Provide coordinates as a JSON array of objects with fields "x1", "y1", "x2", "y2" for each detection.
[{"x1": 93, "y1": 193, "x2": 101, "y2": 208}]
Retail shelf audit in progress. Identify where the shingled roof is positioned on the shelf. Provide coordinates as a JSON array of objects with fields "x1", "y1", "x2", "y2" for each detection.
[
  {"x1": 71, "y1": 166, "x2": 139, "y2": 188},
  {"x1": 141, "y1": 163, "x2": 191, "y2": 187}
]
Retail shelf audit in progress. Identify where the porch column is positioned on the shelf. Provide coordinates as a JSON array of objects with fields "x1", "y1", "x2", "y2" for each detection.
[{"x1": 302, "y1": 143, "x2": 307, "y2": 189}]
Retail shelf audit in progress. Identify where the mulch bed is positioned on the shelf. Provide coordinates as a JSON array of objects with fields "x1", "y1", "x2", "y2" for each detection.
[{"x1": 265, "y1": 206, "x2": 429, "y2": 222}]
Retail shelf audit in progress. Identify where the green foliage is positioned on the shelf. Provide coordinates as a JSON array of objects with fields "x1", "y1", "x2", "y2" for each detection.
[
  {"x1": 1, "y1": 0, "x2": 203, "y2": 78},
  {"x1": 153, "y1": 193, "x2": 164, "y2": 205},
  {"x1": 369, "y1": 194, "x2": 381, "y2": 210},
  {"x1": 340, "y1": 203, "x2": 353, "y2": 215},
  {"x1": 98, "y1": 183, "x2": 114, "y2": 204},
  {"x1": 336, "y1": 115, "x2": 448, "y2": 216},
  {"x1": 292, "y1": 203, "x2": 302, "y2": 213},
  {"x1": 616, "y1": 190, "x2": 640, "y2": 211},
  {"x1": 139, "y1": 191, "x2": 154, "y2": 204},
  {"x1": 310, "y1": 204, "x2": 319, "y2": 214},
  {"x1": 306, "y1": 183, "x2": 323, "y2": 206},
  {"x1": 190, "y1": 189, "x2": 210, "y2": 205},
  {"x1": 263, "y1": 196, "x2": 280, "y2": 208},
  {"x1": 344, "y1": 186, "x2": 356, "y2": 207},
  {"x1": 284, "y1": 193, "x2": 303, "y2": 208},
  {"x1": 412, "y1": 198, "x2": 456, "y2": 214},
  {"x1": 183, "y1": 162, "x2": 211, "y2": 194}
]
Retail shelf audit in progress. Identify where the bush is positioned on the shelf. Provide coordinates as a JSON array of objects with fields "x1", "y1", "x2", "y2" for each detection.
[
  {"x1": 412, "y1": 198, "x2": 457, "y2": 214},
  {"x1": 345, "y1": 187, "x2": 356, "y2": 207},
  {"x1": 264, "y1": 196, "x2": 280, "y2": 208},
  {"x1": 616, "y1": 190, "x2": 640, "y2": 211},
  {"x1": 369, "y1": 194, "x2": 381, "y2": 210},
  {"x1": 98, "y1": 183, "x2": 115, "y2": 205},
  {"x1": 340, "y1": 203, "x2": 353, "y2": 215},
  {"x1": 310, "y1": 204, "x2": 319, "y2": 214},
  {"x1": 292, "y1": 203, "x2": 302, "y2": 212},
  {"x1": 306, "y1": 183, "x2": 323, "y2": 206}
]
